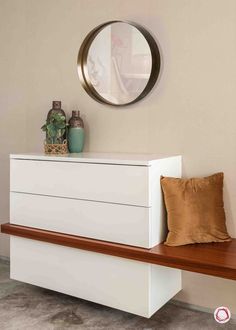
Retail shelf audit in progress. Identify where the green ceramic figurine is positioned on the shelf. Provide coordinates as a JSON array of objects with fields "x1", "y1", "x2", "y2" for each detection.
[{"x1": 68, "y1": 110, "x2": 84, "y2": 153}]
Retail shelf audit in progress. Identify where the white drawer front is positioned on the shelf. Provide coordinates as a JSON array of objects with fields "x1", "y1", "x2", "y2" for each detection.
[
  {"x1": 10, "y1": 237, "x2": 182, "y2": 317},
  {"x1": 10, "y1": 192, "x2": 151, "y2": 248},
  {"x1": 11, "y1": 159, "x2": 150, "y2": 206}
]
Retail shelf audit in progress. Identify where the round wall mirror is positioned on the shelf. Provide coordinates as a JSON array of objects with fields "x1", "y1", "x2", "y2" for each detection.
[{"x1": 77, "y1": 21, "x2": 161, "y2": 106}]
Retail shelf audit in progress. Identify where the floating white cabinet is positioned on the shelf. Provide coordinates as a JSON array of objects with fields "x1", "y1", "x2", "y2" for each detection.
[
  {"x1": 10, "y1": 153, "x2": 181, "y2": 248},
  {"x1": 10, "y1": 152, "x2": 182, "y2": 317}
]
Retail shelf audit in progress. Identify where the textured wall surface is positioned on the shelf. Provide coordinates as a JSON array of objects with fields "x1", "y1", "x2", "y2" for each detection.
[{"x1": 1, "y1": 0, "x2": 236, "y2": 313}]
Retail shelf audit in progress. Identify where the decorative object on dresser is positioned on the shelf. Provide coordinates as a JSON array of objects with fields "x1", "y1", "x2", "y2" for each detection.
[
  {"x1": 161, "y1": 173, "x2": 231, "y2": 246},
  {"x1": 7, "y1": 152, "x2": 181, "y2": 317},
  {"x1": 78, "y1": 21, "x2": 161, "y2": 106},
  {"x1": 68, "y1": 110, "x2": 85, "y2": 153},
  {"x1": 47, "y1": 101, "x2": 66, "y2": 120},
  {"x1": 41, "y1": 101, "x2": 68, "y2": 154}
]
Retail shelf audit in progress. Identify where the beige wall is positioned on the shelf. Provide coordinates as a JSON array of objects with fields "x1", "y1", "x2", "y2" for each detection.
[
  {"x1": 0, "y1": 0, "x2": 29, "y2": 256},
  {"x1": 1, "y1": 0, "x2": 236, "y2": 314}
]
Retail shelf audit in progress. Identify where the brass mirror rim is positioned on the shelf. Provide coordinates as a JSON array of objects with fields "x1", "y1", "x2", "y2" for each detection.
[{"x1": 77, "y1": 20, "x2": 161, "y2": 107}]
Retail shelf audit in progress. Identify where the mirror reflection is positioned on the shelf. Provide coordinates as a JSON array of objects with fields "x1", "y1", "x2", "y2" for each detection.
[
  {"x1": 87, "y1": 22, "x2": 152, "y2": 105},
  {"x1": 78, "y1": 21, "x2": 161, "y2": 106}
]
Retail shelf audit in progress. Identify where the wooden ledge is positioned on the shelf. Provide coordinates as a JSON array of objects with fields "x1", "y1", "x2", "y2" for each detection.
[{"x1": 1, "y1": 223, "x2": 236, "y2": 281}]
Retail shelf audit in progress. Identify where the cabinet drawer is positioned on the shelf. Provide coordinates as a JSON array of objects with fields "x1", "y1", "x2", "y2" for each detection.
[
  {"x1": 10, "y1": 192, "x2": 152, "y2": 248},
  {"x1": 11, "y1": 159, "x2": 150, "y2": 206},
  {"x1": 10, "y1": 236, "x2": 181, "y2": 317}
]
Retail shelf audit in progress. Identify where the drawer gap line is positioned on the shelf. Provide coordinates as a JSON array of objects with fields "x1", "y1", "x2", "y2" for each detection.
[{"x1": 10, "y1": 191, "x2": 151, "y2": 208}]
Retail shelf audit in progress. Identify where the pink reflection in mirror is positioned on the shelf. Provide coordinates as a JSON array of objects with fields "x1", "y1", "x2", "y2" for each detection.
[{"x1": 87, "y1": 22, "x2": 152, "y2": 105}]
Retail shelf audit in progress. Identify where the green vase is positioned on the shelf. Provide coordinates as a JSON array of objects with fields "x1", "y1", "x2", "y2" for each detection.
[{"x1": 68, "y1": 110, "x2": 85, "y2": 153}]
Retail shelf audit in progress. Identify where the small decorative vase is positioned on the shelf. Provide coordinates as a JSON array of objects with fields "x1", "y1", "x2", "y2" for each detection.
[
  {"x1": 47, "y1": 101, "x2": 66, "y2": 119},
  {"x1": 46, "y1": 101, "x2": 66, "y2": 142},
  {"x1": 68, "y1": 110, "x2": 85, "y2": 153}
]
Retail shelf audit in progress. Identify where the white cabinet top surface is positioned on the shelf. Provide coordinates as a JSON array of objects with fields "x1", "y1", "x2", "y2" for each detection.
[{"x1": 10, "y1": 152, "x2": 181, "y2": 166}]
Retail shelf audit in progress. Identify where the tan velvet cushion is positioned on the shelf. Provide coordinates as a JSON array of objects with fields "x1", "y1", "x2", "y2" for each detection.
[{"x1": 161, "y1": 172, "x2": 231, "y2": 246}]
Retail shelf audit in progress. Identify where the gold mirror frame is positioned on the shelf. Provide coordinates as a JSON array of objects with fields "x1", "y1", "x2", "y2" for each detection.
[{"x1": 77, "y1": 21, "x2": 161, "y2": 107}]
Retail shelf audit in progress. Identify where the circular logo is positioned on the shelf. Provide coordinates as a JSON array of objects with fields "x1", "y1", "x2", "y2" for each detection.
[{"x1": 214, "y1": 306, "x2": 231, "y2": 324}]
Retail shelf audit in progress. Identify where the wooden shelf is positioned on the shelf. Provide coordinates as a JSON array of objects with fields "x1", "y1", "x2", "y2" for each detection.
[{"x1": 2, "y1": 222, "x2": 236, "y2": 281}]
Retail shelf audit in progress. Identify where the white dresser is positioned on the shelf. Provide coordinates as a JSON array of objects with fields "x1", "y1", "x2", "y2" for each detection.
[{"x1": 10, "y1": 152, "x2": 182, "y2": 317}]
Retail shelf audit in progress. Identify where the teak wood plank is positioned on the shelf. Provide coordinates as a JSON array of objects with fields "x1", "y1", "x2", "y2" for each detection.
[{"x1": 1, "y1": 222, "x2": 236, "y2": 281}]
